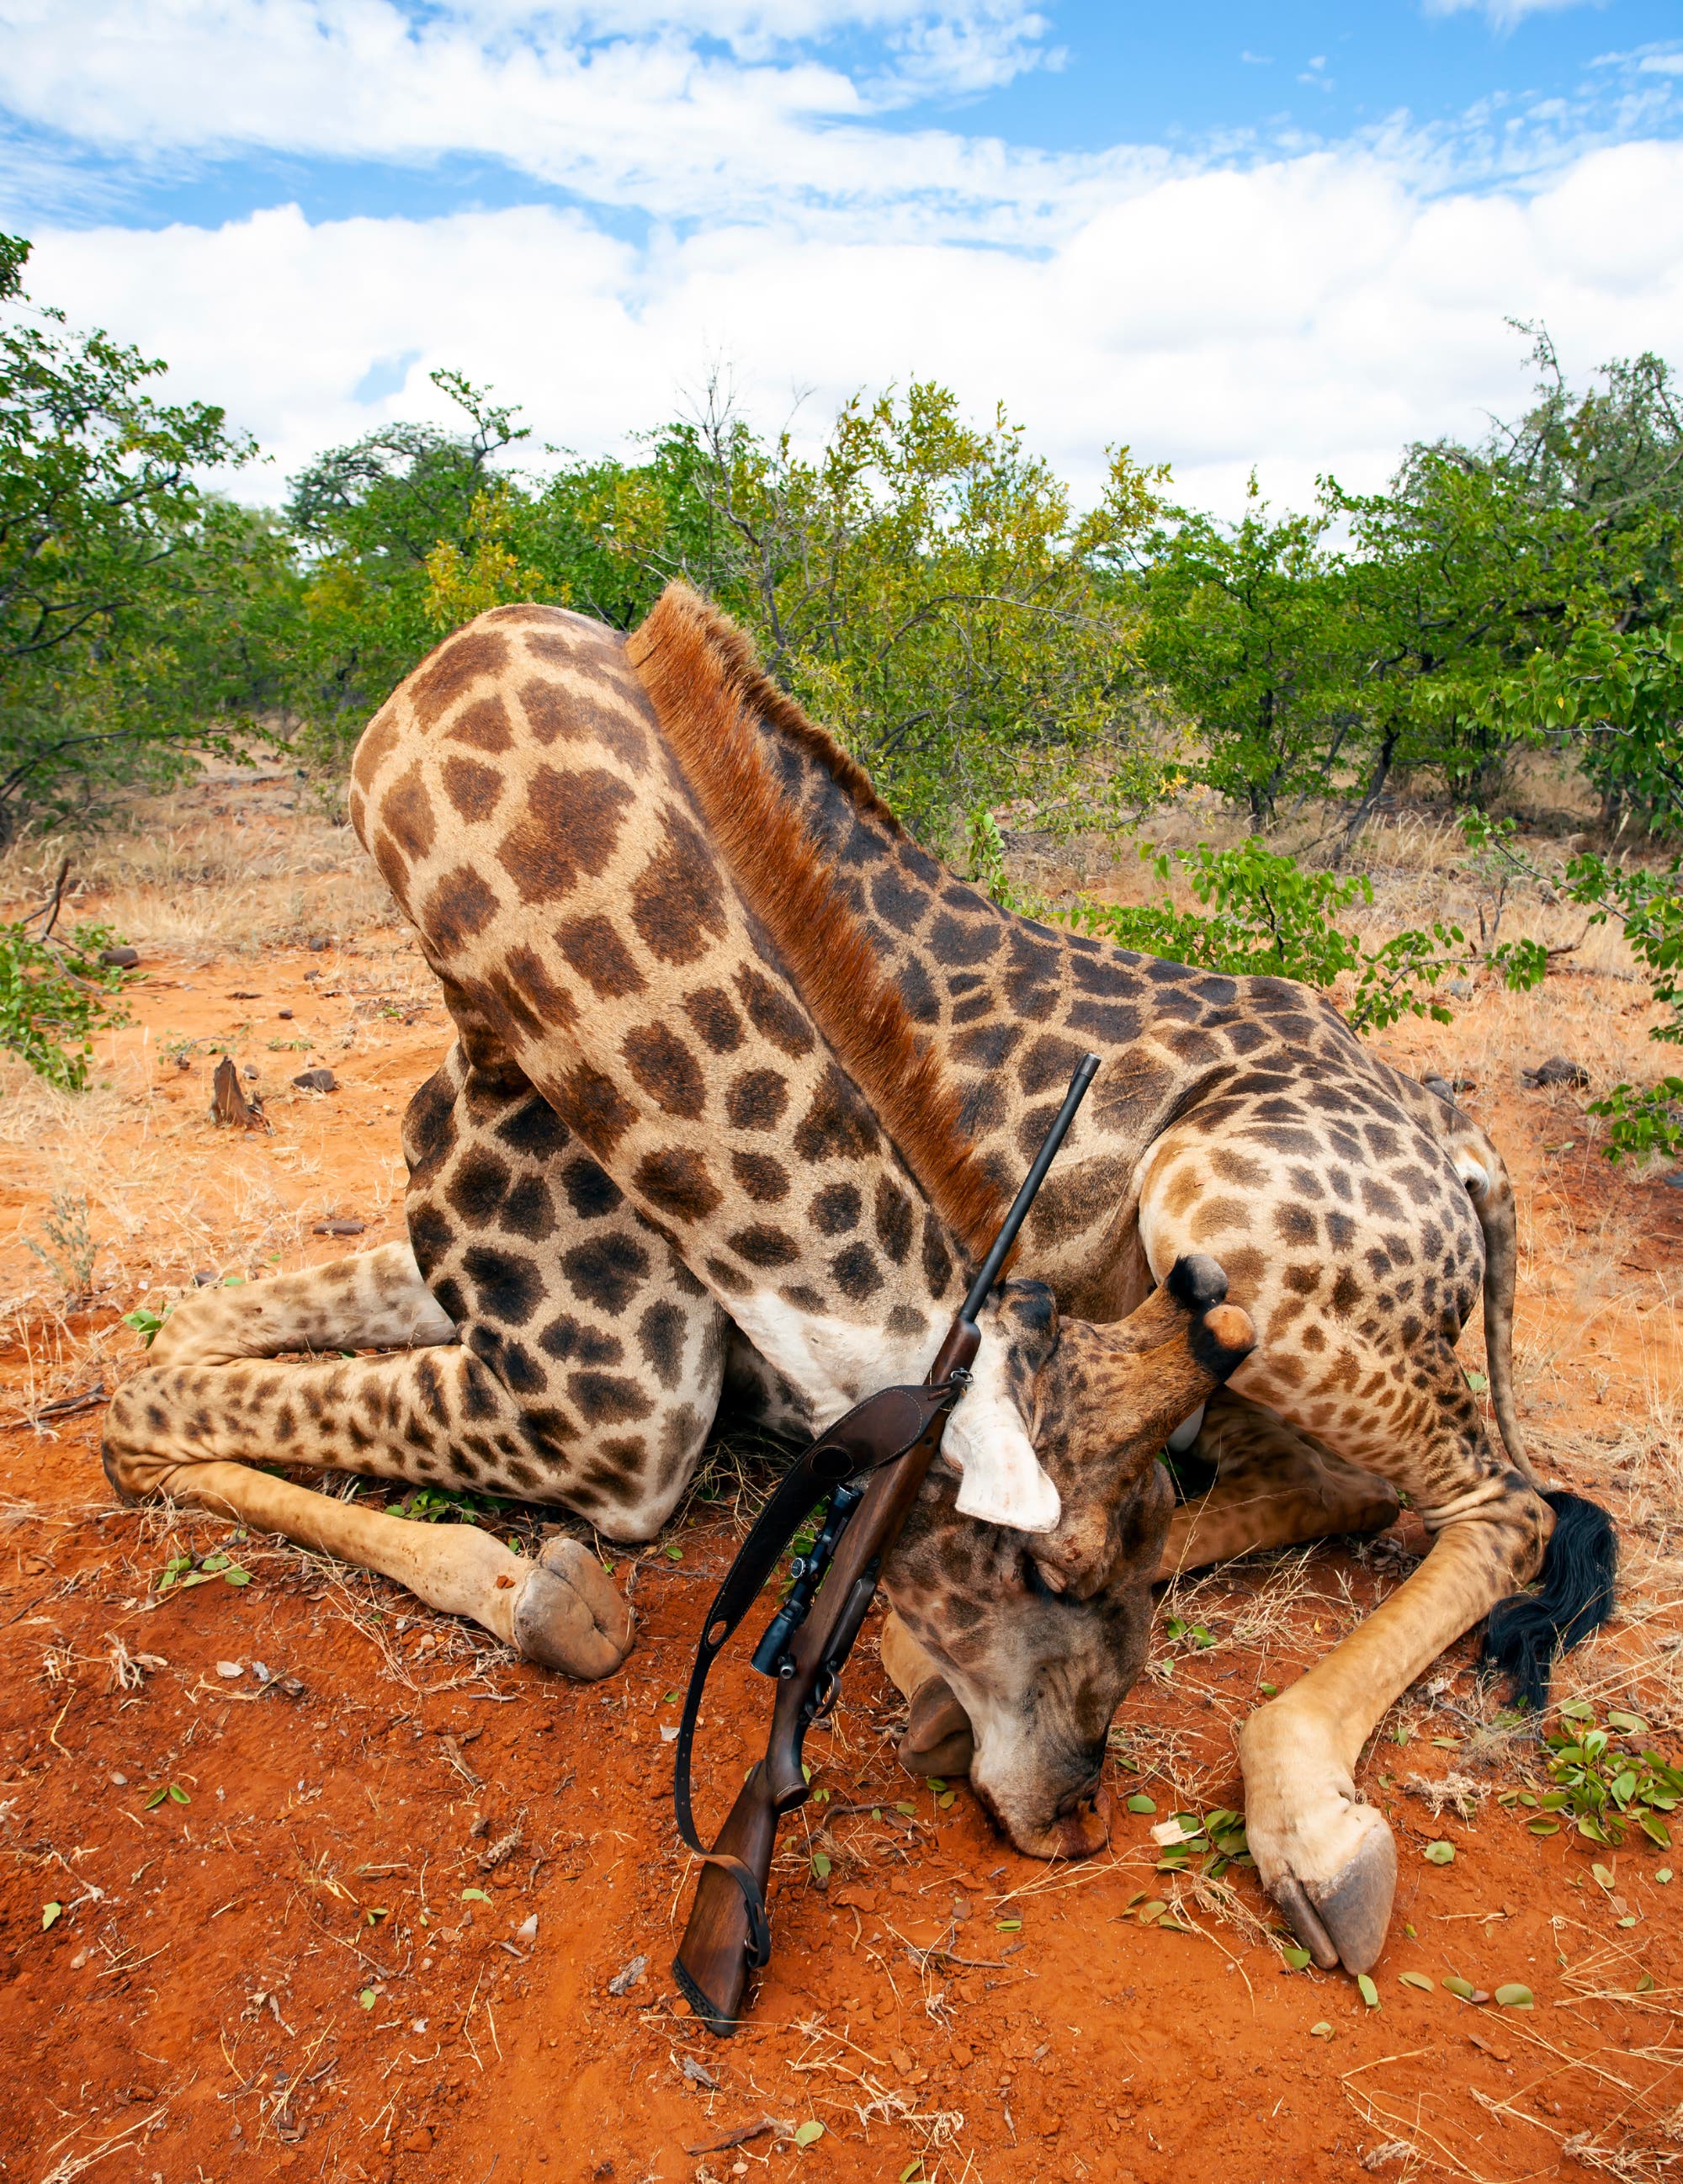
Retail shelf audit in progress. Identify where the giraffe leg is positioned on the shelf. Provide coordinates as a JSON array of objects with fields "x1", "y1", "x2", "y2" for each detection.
[
  {"x1": 1156, "y1": 1392, "x2": 1400, "y2": 1581},
  {"x1": 104, "y1": 1337, "x2": 637, "y2": 1678},
  {"x1": 1137, "y1": 1142, "x2": 1555, "y2": 1976}
]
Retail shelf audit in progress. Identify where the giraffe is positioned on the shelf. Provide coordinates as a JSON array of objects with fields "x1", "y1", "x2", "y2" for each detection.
[{"x1": 104, "y1": 583, "x2": 1614, "y2": 1979}]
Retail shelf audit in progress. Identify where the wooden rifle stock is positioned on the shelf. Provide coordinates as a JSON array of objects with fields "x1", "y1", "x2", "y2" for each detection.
[{"x1": 672, "y1": 1052, "x2": 1100, "y2": 2034}]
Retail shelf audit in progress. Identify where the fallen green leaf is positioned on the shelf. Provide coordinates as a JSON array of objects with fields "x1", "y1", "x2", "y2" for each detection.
[
  {"x1": 1357, "y1": 1974, "x2": 1379, "y2": 2009},
  {"x1": 1494, "y1": 1983, "x2": 1534, "y2": 2010},
  {"x1": 461, "y1": 1888, "x2": 491, "y2": 1904},
  {"x1": 811, "y1": 1852, "x2": 831, "y2": 1879},
  {"x1": 1281, "y1": 1946, "x2": 1311, "y2": 1971},
  {"x1": 42, "y1": 1901, "x2": 61, "y2": 1930},
  {"x1": 1442, "y1": 1975, "x2": 1478, "y2": 2001},
  {"x1": 1309, "y1": 2021, "x2": 1333, "y2": 2039},
  {"x1": 358, "y1": 1988, "x2": 376, "y2": 2010},
  {"x1": 995, "y1": 1917, "x2": 1022, "y2": 1932},
  {"x1": 1399, "y1": 1971, "x2": 1434, "y2": 1992},
  {"x1": 1423, "y1": 1841, "x2": 1455, "y2": 1865},
  {"x1": 1126, "y1": 1793, "x2": 1156, "y2": 1815},
  {"x1": 167, "y1": 1784, "x2": 189, "y2": 1805},
  {"x1": 793, "y1": 2121, "x2": 825, "y2": 2149}
]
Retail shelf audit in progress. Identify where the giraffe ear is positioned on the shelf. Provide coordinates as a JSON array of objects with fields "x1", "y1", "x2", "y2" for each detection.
[{"x1": 941, "y1": 1279, "x2": 1062, "y2": 1533}]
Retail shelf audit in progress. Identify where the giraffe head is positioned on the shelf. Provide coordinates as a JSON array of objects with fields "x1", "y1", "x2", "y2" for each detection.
[{"x1": 884, "y1": 1255, "x2": 1255, "y2": 1859}]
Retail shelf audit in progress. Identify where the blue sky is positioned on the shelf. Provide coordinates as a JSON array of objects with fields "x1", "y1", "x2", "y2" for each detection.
[{"x1": 3, "y1": 2, "x2": 1681, "y2": 508}]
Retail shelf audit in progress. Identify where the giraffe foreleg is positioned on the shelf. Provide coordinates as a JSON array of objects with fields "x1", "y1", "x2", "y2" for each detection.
[
  {"x1": 147, "y1": 1244, "x2": 454, "y2": 1368},
  {"x1": 1237, "y1": 1474, "x2": 1548, "y2": 1973},
  {"x1": 102, "y1": 1347, "x2": 634, "y2": 1680}
]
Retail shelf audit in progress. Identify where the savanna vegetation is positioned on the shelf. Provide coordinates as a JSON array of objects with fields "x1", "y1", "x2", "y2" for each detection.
[{"x1": 3, "y1": 230, "x2": 1680, "y2": 1151}]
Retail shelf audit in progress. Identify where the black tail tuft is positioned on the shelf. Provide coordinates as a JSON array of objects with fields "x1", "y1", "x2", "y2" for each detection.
[{"x1": 1482, "y1": 1491, "x2": 1619, "y2": 1713}]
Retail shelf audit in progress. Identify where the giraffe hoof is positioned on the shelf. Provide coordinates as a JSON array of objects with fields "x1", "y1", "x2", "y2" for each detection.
[
  {"x1": 1271, "y1": 1820, "x2": 1398, "y2": 1975},
  {"x1": 897, "y1": 1675, "x2": 974, "y2": 1779},
  {"x1": 512, "y1": 1536, "x2": 635, "y2": 1681}
]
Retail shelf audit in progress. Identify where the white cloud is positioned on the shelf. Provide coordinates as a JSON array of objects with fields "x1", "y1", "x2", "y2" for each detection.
[
  {"x1": 26, "y1": 136, "x2": 1683, "y2": 519},
  {"x1": 1421, "y1": 0, "x2": 1607, "y2": 29}
]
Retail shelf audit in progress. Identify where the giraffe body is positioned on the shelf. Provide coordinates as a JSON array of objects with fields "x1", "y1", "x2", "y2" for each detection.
[{"x1": 104, "y1": 585, "x2": 1613, "y2": 1978}]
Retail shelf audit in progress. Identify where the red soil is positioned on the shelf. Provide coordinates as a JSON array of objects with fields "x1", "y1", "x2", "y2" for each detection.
[{"x1": 1, "y1": 944, "x2": 1680, "y2": 2184}]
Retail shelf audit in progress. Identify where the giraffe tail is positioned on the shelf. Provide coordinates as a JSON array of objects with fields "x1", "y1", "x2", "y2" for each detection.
[
  {"x1": 1431, "y1": 1096, "x2": 1620, "y2": 1711},
  {"x1": 1447, "y1": 1124, "x2": 1537, "y2": 1489}
]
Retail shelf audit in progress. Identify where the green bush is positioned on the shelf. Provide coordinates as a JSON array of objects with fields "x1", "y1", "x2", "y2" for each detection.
[{"x1": 0, "y1": 917, "x2": 133, "y2": 1089}]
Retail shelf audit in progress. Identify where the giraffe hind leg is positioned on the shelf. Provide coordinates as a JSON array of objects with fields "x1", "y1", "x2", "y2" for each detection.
[{"x1": 103, "y1": 1273, "x2": 634, "y2": 1680}]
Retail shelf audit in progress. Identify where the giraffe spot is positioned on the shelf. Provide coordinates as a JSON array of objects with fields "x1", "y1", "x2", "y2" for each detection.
[
  {"x1": 442, "y1": 755, "x2": 504, "y2": 824},
  {"x1": 351, "y1": 708, "x2": 400, "y2": 794},
  {"x1": 1330, "y1": 1268, "x2": 1362, "y2": 1319},
  {"x1": 725, "y1": 1068, "x2": 788, "y2": 1131},
  {"x1": 887, "y1": 1304, "x2": 928, "y2": 1340},
  {"x1": 874, "y1": 1177, "x2": 915, "y2": 1263},
  {"x1": 704, "y1": 1256, "x2": 751, "y2": 1294},
  {"x1": 1361, "y1": 1178, "x2": 1404, "y2": 1222},
  {"x1": 497, "y1": 767, "x2": 634, "y2": 905},
  {"x1": 634, "y1": 1146, "x2": 721, "y2": 1224},
  {"x1": 794, "y1": 1068, "x2": 878, "y2": 1161},
  {"x1": 1190, "y1": 1196, "x2": 1249, "y2": 1241},
  {"x1": 423, "y1": 864, "x2": 501, "y2": 954},
  {"x1": 735, "y1": 965, "x2": 815, "y2": 1058},
  {"x1": 929, "y1": 910, "x2": 1002, "y2": 966},
  {"x1": 779, "y1": 1284, "x2": 825, "y2": 1313},
  {"x1": 561, "y1": 1234, "x2": 651, "y2": 1313},
  {"x1": 730, "y1": 1150, "x2": 789, "y2": 1202},
  {"x1": 463, "y1": 1244, "x2": 544, "y2": 1326},
  {"x1": 637, "y1": 1300, "x2": 688, "y2": 1390},
  {"x1": 556, "y1": 913, "x2": 646, "y2": 999},
  {"x1": 897, "y1": 954, "x2": 942, "y2": 1025},
  {"x1": 1068, "y1": 998, "x2": 1141, "y2": 1044},
  {"x1": 411, "y1": 628, "x2": 509, "y2": 715},
  {"x1": 921, "y1": 1214, "x2": 953, "y2": 1301},
  {"x1": 502, "y1": 1175, "x2": 556, "y2": 1241},
  {"x1": 486, "y1": 944, "x2": 577, "y2": 1038},
  {"x1": 446, "y1": 1148, "x2": 512, "y2": 1227},
  {"x1": 517, "y1": 674, "x2": 590, "y2": 746},
  {"x1": 494, "y1": 1097, "x2": 570, "y2": 1161},
  {"x1": 468, "y1": 1326, "x2": 549, "y2": 1397},
  {"x1": 1302, "y1": 1323, "x2": 1325, "y2": 1352},
  {"x1": 433, "y1": 1273, "x2": 469, "y2": 1324},
  {"x1": 683, "y1": 985, "x2": 745, "y2": 1054},
  {"x1": 831, "y1": 1241, "x2": 884, "y2": 1301},
  {"x1": 869, "y1": 868, "x2": 926, "y2": 933},
  {"x1": 953, "y1": 1022, "x2": 1022, "y2": 1068},
  {"x1": 1274, "y1": 1203, "x2": 1318, "y2": 1246},
  {"x1": 557, "y1": 1061, "x2": 638, "y2": 1157},
  {"x1": 729, "y1": 1224, "x2": 801, "y2": 1268},
  {"x1": 448, "y1": 693, "x2": 515, "y2": 753},
  {"x1": 958, "y1": 1076, "x2": 1006, "y2": 1135},
  {"x1": 1210, "y1": 1148, "x2": 1266, "y2": 1189},
  {"x1": 569, "y1": 1373, "x2": 655, "y2": 1427},
  {"x1": 631, "y1": 808, "x2": 730, "y2": 964},
  {"x1": 538, "y1": 1315, "x2": 624, "y2": 1367},
  {"x1": 560, "y1": 1156, "x2": 624, "y2": 1220},
  {"x1": 1018, "y1": 1033, "x2": 1088, "y2": 1098},
  {"x1": 623, "y1": 1023, "x2": 706, "y2": 1119},
  {"x1": 1283, "y1": 1262, "x2": 1319, "y2": 1295},
  {"x1": 811, "y1": 1182, "x2": 861, "y2": 1235}
]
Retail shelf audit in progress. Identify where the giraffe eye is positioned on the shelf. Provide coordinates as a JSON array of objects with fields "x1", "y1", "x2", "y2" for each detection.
[{"x1": 1021, "y1": 1554, "x2": 1063, "y2": 1601}]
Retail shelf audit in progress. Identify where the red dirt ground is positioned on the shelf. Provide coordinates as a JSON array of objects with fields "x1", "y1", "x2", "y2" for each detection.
[{"x1": 2, "y1": 906, "x2": 1681, "y2": 2183}]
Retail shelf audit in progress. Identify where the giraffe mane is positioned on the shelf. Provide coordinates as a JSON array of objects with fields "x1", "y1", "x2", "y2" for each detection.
[{"x1": 627, "y1": 581, "x2": 1006, "y2": 1262}]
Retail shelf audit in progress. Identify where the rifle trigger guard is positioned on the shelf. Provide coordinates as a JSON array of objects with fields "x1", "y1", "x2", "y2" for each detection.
[{"x1": 810, "y1": 1663, "x2": 841, "y2": 1722}]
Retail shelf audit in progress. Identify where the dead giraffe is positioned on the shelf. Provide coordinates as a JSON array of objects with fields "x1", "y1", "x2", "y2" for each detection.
[{"x1": 104, "y1": 583, "x2": 1614, "y2": 1977}]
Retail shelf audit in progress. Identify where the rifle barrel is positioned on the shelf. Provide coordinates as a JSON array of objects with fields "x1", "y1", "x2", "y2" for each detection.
[{"x1": 958, "y1": 1052, "x2": 1099, "y2": 1326}]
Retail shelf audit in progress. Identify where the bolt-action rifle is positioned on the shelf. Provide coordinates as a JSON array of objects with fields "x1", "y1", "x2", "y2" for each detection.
[{"x1": 672, "y1": 1053, "x2": 1101, "y2": 2034}]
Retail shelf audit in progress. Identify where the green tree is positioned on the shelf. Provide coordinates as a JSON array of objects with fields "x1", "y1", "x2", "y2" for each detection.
[{"x1": 0, "y1": 233, "x2": 260, "y2": 835}]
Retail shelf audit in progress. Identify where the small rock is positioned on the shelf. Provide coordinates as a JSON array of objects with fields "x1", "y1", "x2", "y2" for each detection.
[
  {"x1": 215, "y1": 1661, "x2": 243, "y2": 1680},
  {"x1": 278, "y1": 1007, "x2": 294, "y2": 1019},
  {"x1": 1446, "y1": 978, "x2": 1474, "y2": 999},
  {"x1": 607, "y1": 1953, "x2": 647, "y2": 1997},
  {"x1": 98, "y1": 945, "x2": 141, "y2": 970},
  {"x1": 109, "y1": 1771, "x2": 126, "y2": 1786},
  {"x1": 293, "y1": 1067, "x2": 337, "y2": 1093},
  {"x1": 252, "y1": 1661, "x2": 271, "y2": 1682},
  {"x1": 303, "y1": 970, "x2": 320, "y2": 983},
  {"x1": 308, "y1": 936, "x2": 332, "y2": 952},
  {"x1": 411, "y1": 2018, "x2": 428, "y2": 2034},
  {"x1": 401, "y1": 2128, "x2": 433, "y2": 2154},
  {"x1": 312, "y1": 1218, "x2": 365, "y2": 1236},
  {"x1": 192, "y1": 1270, "x2": 219, "y2": 1288},
  {"x1": 1523, "y1": 1055, "x2": 1590, "y2": 1089},
  {"x1": 516, "y1": 1914, "x2": 538, "y2": 1942},
  {"x1": 70, "y1": 1948, "x2": 90, "y2": 1969},
  {"x1": 1664, "y1": 1172, "x2": 1683, "y2": 1191},
  {"x1": 680, "y1": 2054, "x2": 719, "y2": 2089}
]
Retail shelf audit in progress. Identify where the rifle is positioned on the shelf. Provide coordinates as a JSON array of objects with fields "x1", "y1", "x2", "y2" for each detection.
[{"x1": 672, "y1": 1052, "x2": 1101, "y2": 2034}]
